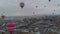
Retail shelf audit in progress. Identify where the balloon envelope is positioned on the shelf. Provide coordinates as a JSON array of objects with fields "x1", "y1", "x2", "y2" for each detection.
[
  {"x1": 49, "y1": 0, "x2": 51, "y2": 2},
  {"x1": 44, "y1": 5, "x2": 47, "y2": 7},
  {"x1": 36, "y1": 6, "x2": 38, "y2": 8},
  {"x1": 57, "y1": 4, "x2": 60, "y2": 6},
  {"x1": 33, "y1": 12, "x2": 35, "y2": 14},
  {"x1": 1, "y1": 15, "x2": 5, "y2": 19},
  {"x1": 6, "y1": 23, "x2": 16, "y2": 27},
  {"x1": 20, "y1": 2, "x2": 24, "y2": 8},
  {"x1": 6, "y1": 23, "x2": 16, "y2": 31}
]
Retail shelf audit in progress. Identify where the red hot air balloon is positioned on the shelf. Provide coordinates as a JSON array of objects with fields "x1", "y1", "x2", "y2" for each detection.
[
  {"x1": 6, "y1": 23, "x2": 16, "y2": 34},
  {"x1": 44, "y1": 5, "x2": 47, "y2": 7},
  {"x1": 57, "y1": 4, "x2": 60, "y2": 6},
  {"x1": 1, "y1": 15, "x2": 5, "y2": 19},
  {"x1": 20, "y1": 2, "x2": 25, "y2": 8}
]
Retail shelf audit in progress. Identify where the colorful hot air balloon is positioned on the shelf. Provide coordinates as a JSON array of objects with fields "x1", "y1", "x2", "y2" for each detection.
[
  {"x1": 6, "y1": 23, "x2": 16, "y2": 34},
  {"x1": 20, "y1": 2, "x2": 25, "y2": 8}
]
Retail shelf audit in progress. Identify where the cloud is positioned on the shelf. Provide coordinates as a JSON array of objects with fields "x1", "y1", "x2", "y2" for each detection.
[{"x1": 0, "y1": 0, "x2": 6, "y2": 7}]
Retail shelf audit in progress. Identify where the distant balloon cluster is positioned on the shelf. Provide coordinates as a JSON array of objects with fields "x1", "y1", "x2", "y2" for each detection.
[
  {"x1": 19, "y1": 0, "x2": 60, "y2": 9},
  {"x1": 19, "y1": 0, "x2": 60, "y2": 15}
]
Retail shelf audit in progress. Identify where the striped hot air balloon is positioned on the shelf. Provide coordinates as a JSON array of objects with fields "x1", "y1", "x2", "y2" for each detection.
[{"x1": 6, "y1": 23, "x2": 16, "y2": 34}]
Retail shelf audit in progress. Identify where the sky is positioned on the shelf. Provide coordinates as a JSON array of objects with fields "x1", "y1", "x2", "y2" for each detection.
[{"x1": 0, "y1": 0, "x2": 60, "y2": 16}]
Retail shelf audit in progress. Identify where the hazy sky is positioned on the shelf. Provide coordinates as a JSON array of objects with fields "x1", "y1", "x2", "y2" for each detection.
[{"x1": 0, "y1": 0, "x2": 60, "y2": 16}]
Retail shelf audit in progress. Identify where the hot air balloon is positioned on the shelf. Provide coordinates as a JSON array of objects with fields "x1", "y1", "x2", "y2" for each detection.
[
  {"x1": 1, "y1": 12, "x2": 5, "y2": 19},
  {"x1": 6, "y1": 23, "x2": 16, "y2": 34},
  {"x1": 20, "y1": 2, "x2": 25, "y2": 8},
  {"x1": 36, "y1": 6, "x2": 38, "y2": 8},
  {"x1": 54, "y1": 9, "x2": 55, "y2": 12},
  {"x1": 33, "y1": 12, "x2": 35, "y2": 15},
  {"x1": 44, "y1": 5, "x2": 47, "y2": 7},
  {"x1": 1, "y1": 15, "x2": 5, "y2": 19},
  {"x1": 48, "y1": 0, "x2": 51, "y2": 2},
  {"x1": 1, "y1": 15, "x2": 5, "y2": 22},
  {"x1": 57, "y1": 4, "x2": 60, "y2": 6}
]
